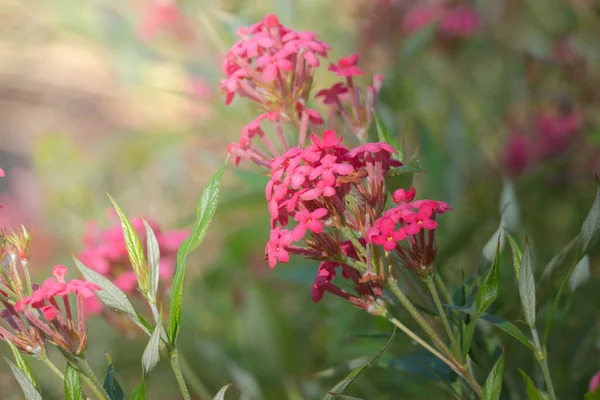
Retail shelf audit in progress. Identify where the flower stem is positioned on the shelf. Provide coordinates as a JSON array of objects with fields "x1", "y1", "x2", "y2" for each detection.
[
  {"x1": 77, "y1": 359, "x2": 110, "y2": 400},
  {"x1": 40, "y1": 355, "x2": 64, "y2": 381},
  {"x1": 530, "y1": 328, "x2": 557, "y2": 400},
  {"x1": 425, "y1": 276, "x2": 461, "y2": 360},
  {"x1": 177, "y1": 351, "x2": 212, "y2": 400},
  {"x1": 387, "y1": 277, "x2": 483, "y2": 398},
  {"x1": 170, "y1": 349, "x2": 191, "y2": 400}
]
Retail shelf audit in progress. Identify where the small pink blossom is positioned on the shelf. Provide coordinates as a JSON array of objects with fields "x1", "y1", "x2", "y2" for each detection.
[
  {"x1": 393, "y1": 187, "x2": 416, "y2": 204},
  {"x1": 439, "y1": 6, "x2": 481, "y2": 38},
  {"x1": 309, "y1": 154, "x2": 354, "y2": 185},
  {"x1": 266, "y1": 227, "x2": 293, "y2": 268},
  {"x1": 292, "y1": 208, "x2": 328, "y2": 240},
  {"x1": 316, "y1": 83, "x2": 349, "y2": 105},
  {"x1": 368, "y1": 218, "x2": 406, "y2": 251},
  {"x1": 403, "y1": 205, "x2": 438, "y2": 234},
  {"x1": 590, "y1": 371, "x2": 600, "y2": 393},
  {"x1": 329, "y1": 53, "x2": 364, "y2": 77}
]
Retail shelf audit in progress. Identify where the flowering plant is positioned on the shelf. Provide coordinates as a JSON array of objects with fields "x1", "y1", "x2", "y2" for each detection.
[{"x1": 2, "y1": 7, "x2": 600, "y2": 400}]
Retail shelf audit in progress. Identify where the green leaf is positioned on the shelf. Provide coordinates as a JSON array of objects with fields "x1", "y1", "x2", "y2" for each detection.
[
  {"x1": 4, "y1": 356, "x2": 42, "y2": 400},
  {"x1": 322, "y1": 328, "x2": 396, "y2": 399},
  {"x1": 387, "y1": 159, "x2": 427, "y2": 175},
  {"x1": 517, "y1": 369, "x2": 543, "y2": 400},
  {"x1": 212, "y1": 383, "x2": 232, "y2": 400},
  {"x1": 446, "y1": 305, "x2": 534, "y2": 350},
  {"x1": 482, "y1": 352, "x2": 505, "y2": 400},
  {"x1": 73, "y1": 257, "x2": 150, "y2": 336},
  {"x1": 374, "y1": 112, "x2": 403, "y2": 161},
  {"x1": 108, "y1": 195, "x2": 148, "y2": 292},
  {"x1": 65, "y1": 362, "x2": 83, "y2": 400},
  {"x1": 399, "y1": 22, "x2": 437, "y2": 67},
  {"x1": 499, "y1": 179, "x2": 520, "y2": 232},
  {"x1": 541, "y1": 236, "x2": 578, "y2": 281},
  {"x1": 328, "y1": 396, "x2": 365, "y2": 400},
  {"x1": 142, "y1": 325, "x2": 162, "y2": 375},
  {"x1": 142, "y1": 219, "x2": 160, "y2": 302},
  {"x1": 580, "y1": 182, "x2": 600, "y2": 253},
  {"x1": 103, "y1": 361, "x2": 125, "y2": 400},
  {"x1": 168, "y1": 161, "x2": 226, "y2": 344},
  {"x1": 6, "y1": 341, "x2": 38, "y2": 390},
  {"x1": 482, "y1": 225, "x2": 505, "y2": 263},
  {"x1": 128, "y1": 376, "x2": 146, "y2": 400},
  {"x1": 505, "y1": 232, "x2": 523, "y2": 279},
  {"x1": 518, "y1": 246, "x2": 536, "y2": 326},
  {"x1": 569, "y1": 255, "x2": 590, "y2": 292},
  {"x1": 585, "y1": 389, "x2": 600, "y2": 400},
  {"x1": 476, "y1": 238, "x2": 501, "y2": 320}
]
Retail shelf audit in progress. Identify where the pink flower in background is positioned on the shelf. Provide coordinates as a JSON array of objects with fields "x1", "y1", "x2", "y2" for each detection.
[
  {"x1": 504, "y1": 132, "x2": 531, "y2": 176},
  {"x1": 439, "y1": 6, "x2": 481, "y2": 38},
  {"x1": 139, "y1": 0, "x2": 195, "y2": 42},
  {"x1": 535, "y1": 109, "x2": 581, "y2": 159},
  {"x1": 401, "y1": 4, "x2": 439, "y2": 34},
  {"x1": 78, "y1": 212, "x2": 188, "y2": 315},
  {"x1": 590, "y1": 371, "x2": 600, "y2": 393}
]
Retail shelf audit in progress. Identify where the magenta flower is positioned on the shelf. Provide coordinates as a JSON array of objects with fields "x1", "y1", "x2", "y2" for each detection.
[
  {"x1": 310, "y1": 129, "x2": 344, "y2": 149},
  {"x1": 316, "y1": 83, "x2": 349, "y2": 105},
  {"x1": 393, "y1": 187, "x2": 416, "y2": 204},
  {"x1": 292, "y1": 208, "x2": 328, "y2": 240},
  {"x1": 256, "y1": 51, "x2": 294, "y2": 82},
  {"x1": 266, "y1": 227, "x2": 293, "y2": 268},
  {"x1": 403, "y1": 205, "x2": 438, "y2": 235},
  {"x1": 590, "y1": 371, "x2": 600, "y2": 393},
  {"x1": 368, "y1": 218, "x2": 406, "y2": 251},
  {"x1": 309, "y1": 154, "x2": 354, "y2": 185},
  {"x1": 439, "y1": 6, "x2": 481, "y2": 39},
  {"x1": 401, "y1": 5, "x2": 439, "y2": 34},
  {"x1": 329, "y1": 53, "x2": 364, "y2": 77}
]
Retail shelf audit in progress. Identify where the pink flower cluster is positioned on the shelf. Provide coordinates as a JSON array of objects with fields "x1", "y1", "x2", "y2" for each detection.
[
  {"x1": 221, "y1": 14, "x2": 330, "y2": 106},
  {"x1": 139, "y1": 0, "x2": 195, "y2": 42},
  {"x1": 504, "y1": 109, "x2": 582, "y2": 176},
  {"x1": 12, "y1": 266, "x2": 100, "y2": 355},
  {"x1": 590, "y1": 371, "x2": 600, "y2": 394},
  {"x1": 78, "y1": 213, "x2": 188, "y2": 314},
  {"x1": 402, "y1": 3, "x2": 481, "y2": 39}
]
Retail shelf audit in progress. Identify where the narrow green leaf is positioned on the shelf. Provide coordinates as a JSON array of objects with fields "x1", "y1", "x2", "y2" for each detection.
[
  {"x1": 482, "y1": 226, "x2": 505, "y2": 263},
  {"x1": 328, "y1": 395, "x2": 365, "y2": 400},
  {"x1": 142, "y1": 219, "x2": 160, "y2": 302},
  {"x1": 446, "y1": 305, "x2": 535, "y2": 350},
  {"x1": 518, "y1": 246, "x2": 536, "y2": 326},
  {"x1": 103, "y1": 362, "x2": 125, "y2": 400},
  {"x1": 499, "y1": 179, "x2": 520, "y2": 232},
  {"x1": 585, "y1": 389, "x2": 600, "y2": 400},
  {"x1": 374, "y1": 112, "x2": 403, "y2": 161},
  {"x1": 517, "y1": 369, "x2": 543, "y2": 400},
  {"x1": 541, "y1": 236, "x2": 578, "y2": 281},
  {"x1": 108, "y1": 195, "x2": 148, "y2": 291},
  {"x1": 569, "y1": 255, "x2": 590, "y2": 292},
  {"x1": 168, "y1": 161, "x2": 226, "y2": 344},
  {"x1": 6, "y1": 341, "x2": 38, "y2": 390},
  {"x1": 73, "y1": 257, "x2": 150, "y2": 336},
  {"x1": 482, "y1": 352, "x2": 505, "y2": 400},
  {"x1": 142, "y1": 325, "x2": 162, "y2": 375},
  {"x1": 128, "y1": 375, "x2": 146, "y2": 400},
  {"x1": 476, "y1": 238, "x2": 501, "y2": 320},
  {"x1": 4, "y1": 356, "x2": 42, "y2": 400},
  {"x1": 322, "y1": 328, "x2": 396, "y2": 399},
  {"x1": 212, "y1": 383, "x2": 232, "y2": 400},
  {"x1": 65, "y1": 362, "x2": 83, "y2": 400},
  {"x1": 387, "y1": 159, "x2": 426, "y2": 175},
  {"x1": 579, "y1": 182, "x2": 600, "y2": 253},
  {"x1": 505, "y1": 232, "x2": 523, "y2": 279}
]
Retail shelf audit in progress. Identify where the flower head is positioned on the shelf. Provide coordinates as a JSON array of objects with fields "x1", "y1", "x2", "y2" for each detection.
[{"x1": 329, "y1": 53, "x2": 364, "y2": 77}]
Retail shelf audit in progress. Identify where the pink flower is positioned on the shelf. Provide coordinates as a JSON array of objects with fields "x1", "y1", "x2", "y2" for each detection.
[
  {"x1": 42, "y1": 306, "x2": 57, "y2": 321},
  {"x1": 401, "y1": 5, "x2": 439, "y2": 34},
  {"x1": 368, "y1": 218, "x2": 406, "y2": 251},
  {"x1": 393, "y1": 187, "x2": 416, "y2": 204},
  {"x1": 296, "y1": 102, "x2": 324, "y2": 125},
  {"x1": 256, "y1": 51, "x2": 294, "y2": 82},
  {"x1": 292, "y1": 208, "x2": 328, "y2": 240},
  {"x1": 309, "y1": 154, "x2": 354, "y2": 185},
  {"x1": 114, "y1": 272, "x2": 138, "y2": 293},
  {"x1": 329, "y1": 53, "x2": 364, "y2": 77},
  {"x1": 504, "y1": 133, "x2": 531, "y2": 176},
  {"x1": 316, "y1": 83, "x2": 349, "y2": 105},
  {"x1": 590, "y1": 371, "x2": 600, "y2": 393},
  {"x1": 139, "y1": 0, "x2": 195, "y2": 42},
  {"x1": 439, "y1": 6, "x2": 481, "y2": 38},
  {"x1": 309, "y1": 129, "x2": 343, "y2": 149},
  {"x1": 312, "y1": 262, "x2": 337, "y2": 302},
  {"x1": 403, "y1": 205, "x2": 438, "y2": 234},
  {"x1": 266, "y1": 227, "x2": 293, "y2": 268}
]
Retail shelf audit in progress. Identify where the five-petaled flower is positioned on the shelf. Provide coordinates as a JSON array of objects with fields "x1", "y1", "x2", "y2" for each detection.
[{"x1": 329, "y1": 53, "x2": 364, "y2": 77}]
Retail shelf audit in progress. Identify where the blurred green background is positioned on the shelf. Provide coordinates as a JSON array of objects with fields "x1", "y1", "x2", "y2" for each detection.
[{"x1": 0, "y1": 0, "x2": 599, "y2": 398}]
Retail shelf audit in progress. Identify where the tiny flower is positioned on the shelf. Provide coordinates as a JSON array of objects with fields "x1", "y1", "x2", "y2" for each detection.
[
  {"x1": 309, "y1": 154, "x2": 354, "y2": 185},
  {"x1": 439, "y1": 6, "x2": 481, "y2": 39},
  {"x1": 403, "y1": 205, "x2": 438, "y2": 235},
  {"x1": 393, "y1": 187, "x2": 416, "y2": 204},
  {"x1": 309, "y1": 129, "x2": 344, "y2": 149},
  {"x1": 590, "y1": 371, "x2": 600, "y2": 393},
  {"x1": 42, "y1": 306, "x2": 57, "y2": 321},
  {"x1": 256, "y1": 51, "x2": 294, "y2": 82},
  {"x1": 316, "y1": 83, "x2": 349, "y2": 105},
  {"x1": 368, "y1": 218, "x2": 406, "y2": 251},
  {"x1": 266, "y1": 227, "x2": 293, "y2": 268},
  {"x1": 329, "y1": 53, "x2": 364, "y2": 77},
  {"x1": 292, "y1": 208, "x2": 328, "y2": 240}
]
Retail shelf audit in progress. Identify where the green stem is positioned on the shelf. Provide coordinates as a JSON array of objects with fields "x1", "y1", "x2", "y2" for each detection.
[
  {"x1": 178, "y1": 352, "x2": 212, "y2": 400},
  {"x1": 387, "y1": 278, "x2": 483, "y2": 398},
  {"x1": 40, "y1": 355, "x2": 64, "y2": 381},
  {"x1": 434, "y1": 272, "x2": 453, "y2": 305},
  {"x1": 531, "y1": 328, "x2": 557, "y2": 400},
  {"x1": 425, "y1": 276, "x2": 461, "y2": 359},
  {"x1": 77, "y1": 359, "x2": 110, "y2": 400},
  {"x1": 170, "y1": 349, "x2": 191, "y2": 400},
  {"x1": 387, "y1": 278, "x2": 454, "y2": 359}
]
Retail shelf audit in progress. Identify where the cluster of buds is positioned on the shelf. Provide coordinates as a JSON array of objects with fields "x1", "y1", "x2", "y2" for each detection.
[
  {"x1": 0, "y1": 228, "x2": 100, "y2": 357},
  {"x1": 401, "y1": 2, "x2": 481, "y2": 40},
  {"x1": 78, "y1": 212, "x2": 188, "y2": 316},
  {"x1": 504, "y1": 105, "x2": 582, "y2": 176},
  {"x1": 223, "y1": 15, "x2": 452, "y2": 313}
]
